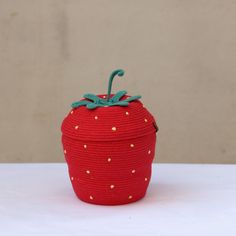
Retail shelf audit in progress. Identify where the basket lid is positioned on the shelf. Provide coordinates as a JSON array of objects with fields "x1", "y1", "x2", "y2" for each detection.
[
  {"x1": 61, "y1": 94, "x2": 157, "y2": 141},
  {"x1": 61, "y1": 69, "x2": 158, "y2": 141}
]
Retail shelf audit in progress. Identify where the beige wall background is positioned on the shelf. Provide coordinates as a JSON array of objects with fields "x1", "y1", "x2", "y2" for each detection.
[{"x1": 0, "y1": 0, "x2": 236, "y2": 163}]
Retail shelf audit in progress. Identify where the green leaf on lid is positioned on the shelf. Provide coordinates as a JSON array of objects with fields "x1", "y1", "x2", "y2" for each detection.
[{"x1": 71, "y1": 70, "x2": 141, "y2": 110}]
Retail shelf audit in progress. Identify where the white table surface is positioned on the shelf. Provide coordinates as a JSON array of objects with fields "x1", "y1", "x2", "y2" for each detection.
[{"x1": 0, "y1": 163, "x2": 235, "y2": 236}]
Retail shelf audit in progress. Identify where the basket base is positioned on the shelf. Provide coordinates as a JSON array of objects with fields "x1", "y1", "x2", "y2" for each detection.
[{"x1": 75, "y1": 191, "x2": 147, "y2": 206}]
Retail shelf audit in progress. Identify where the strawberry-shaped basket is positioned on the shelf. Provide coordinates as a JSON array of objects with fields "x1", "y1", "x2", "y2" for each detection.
[{"x1": 61, "y1": 69, "x2": 158, "y2": 205}]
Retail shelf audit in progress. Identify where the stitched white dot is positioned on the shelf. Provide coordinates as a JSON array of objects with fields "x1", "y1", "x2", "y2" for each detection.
[
  {"x1": 103, "y1": 95, "x2": 106, "y2": 98},
  {"x1": 125, "y1": 111, "x2": 129, "y2": 115},
  {"x1": 132, "y1": 169, "x2": 136, "y2": 174},
  {"x1": 84, "y1": 144, "x2": 87, "y2": 149},
  {"x1": 64, "y1": 149, "x2": 67, "y2": 154},
  {"x1": 144, "y1": 118, "x2": 148, "y2": 123},
  {"x1": 128, "y1": 195, "x2": 133, "y2": 199},
  {"x1": 75, "y1": 125, "x2": 79, "y2": 130},
  {"x1": 112, "y1": 127, "x2": 117, "y2": 131},
  {"x1": 145, "y1": 178, "x2": 148, "y2": 181},
  {"x1": 94, "y1": 116, "x2": 98, "y2": 120},
  {"x1": 86, "y1": 170, "x2": 90, "y2": 174},
  {"x1": 110, "y1": 184, "x2": 115, "y2": 189},
  {"x1": 70, "y1": 110, "x2": 74, "y2": 114},
  {"x1": 71, "y1": 177, "x2": 74, "y2": 181},
  {"x1": 89, "y1": 195, "x2": 93, "y2": 200},
  {"x1": 148, "y1": 150, "x2": 151, "y2": 154},
  {"x1": 130, "y1": 144, "x2": 134, "y2": 148},
  {"x1": 107, "y1": 158, "x2": 112, "y2": 162}
]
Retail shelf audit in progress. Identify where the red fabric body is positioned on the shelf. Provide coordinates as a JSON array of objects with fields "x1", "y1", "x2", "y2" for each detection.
[{"x1": 61, "y1": 95, "x2": 157, "y2": 205}]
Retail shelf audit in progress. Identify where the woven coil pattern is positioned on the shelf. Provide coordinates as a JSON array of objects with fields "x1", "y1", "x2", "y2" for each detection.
[{"x1": 61, "y1": 94, "x2": 158, "y2": 205}]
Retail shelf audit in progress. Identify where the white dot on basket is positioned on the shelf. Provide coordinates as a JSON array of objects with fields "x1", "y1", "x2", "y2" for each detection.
[
  {"x1": 145, "y1": 178, "x2": 148, "y2": 181},
  {"x1": 89, "y1": 195, "x2": 93, "y2": 200},
  {"x1": 128, "y1": 195, "x2": 133, "y2": 199},
  {"x1": 107, "y1": 158, "x2": 112, "y2": 162},
  {"x1": 125, "y1": 111, "x2": 129, "y2": 115},
  {"x1": 130, "y1": 144, "x2": 134, "y2": 148},
  {"x1": 144, "y1": 118, "x2": 148, "y2": 123},
  {"x1": 64, "y1": 149, "x2": 67, "y2": 154},
  {"x1": 84, "y1": 144, "x2": 87, "y2": 149},
  {"x1": 110, "y1": 184, "x2": 115, "y2": 189},
  {"x1": 94, "y1": 116, "x2": 98, "y2": 120},
  {"x1": 75, "y1": 125, "x2": 79, "y2": 130},
  {"x1": 112, "y1": 127, "x2": 117, "y2": 131},
  {"x1": 86, "y1": 170, "x2": 90, "y2": 174},
  {"x1": 71, "y1": 176, "x2": 74, "y2": 181},
  {"x1": 148, "y1": 150, "x2": 151, "y2": 154},
  {"x1": 132, "y1": 169, "x2": 136, "y2": 174}
]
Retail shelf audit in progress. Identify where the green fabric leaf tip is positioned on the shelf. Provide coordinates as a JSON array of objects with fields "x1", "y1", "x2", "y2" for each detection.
[{"x1": 71, "y1": 69, "x2": 141, "y2": 110}]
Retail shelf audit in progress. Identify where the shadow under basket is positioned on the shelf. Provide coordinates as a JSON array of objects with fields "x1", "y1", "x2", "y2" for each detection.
[{"x1": 61, "y1": 97, "x2": 158, "y2": 205}]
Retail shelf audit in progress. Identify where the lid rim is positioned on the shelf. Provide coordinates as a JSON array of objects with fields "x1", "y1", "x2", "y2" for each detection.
[{"x1": 62, "y1": 129, "x2": 156, "y2": 142}]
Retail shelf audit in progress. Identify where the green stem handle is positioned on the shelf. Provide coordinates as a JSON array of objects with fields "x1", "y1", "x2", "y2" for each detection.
[{"x1": 106, "y1": 69, "x2": 124, "y2": 101}]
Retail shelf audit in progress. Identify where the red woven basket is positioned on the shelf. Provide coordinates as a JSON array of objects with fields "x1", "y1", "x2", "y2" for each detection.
[{"x1": 61, "y1": 70, "x2": 158, "y2": 205}]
